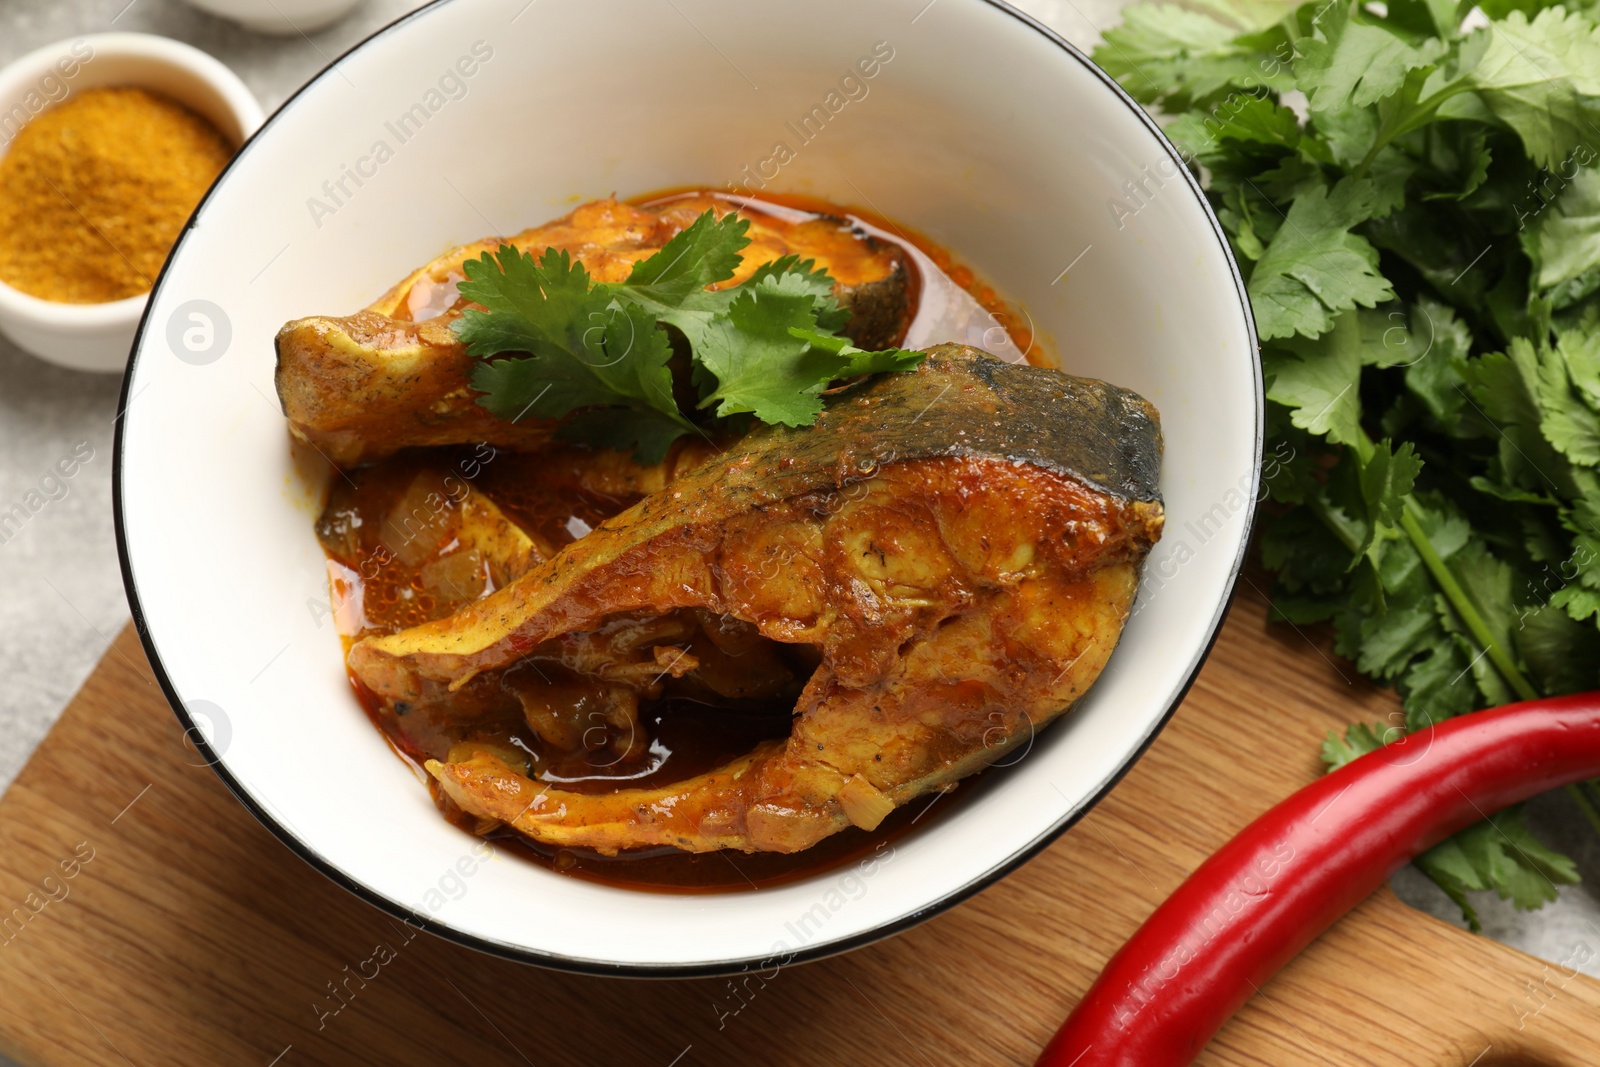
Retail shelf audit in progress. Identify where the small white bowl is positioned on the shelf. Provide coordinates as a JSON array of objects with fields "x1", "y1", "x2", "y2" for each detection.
[
  {"x1": 118, "y1": 0, "x2": 1261, "y2": 975},
  {"x1": 0, "y1": 33, "x2": 263, "y2": 374},
  {"x1": 179, "y1": 0, "x2": 366, "y2": 37}
]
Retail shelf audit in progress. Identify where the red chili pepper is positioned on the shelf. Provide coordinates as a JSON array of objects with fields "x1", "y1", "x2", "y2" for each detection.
[{"x1": 1037, "y1": 692, "x2": 1600, "y2": 1067}]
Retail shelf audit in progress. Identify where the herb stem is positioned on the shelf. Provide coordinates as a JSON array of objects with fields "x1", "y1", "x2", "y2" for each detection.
[
  {"x1": 1352, "y1": 83, "x2": 1468, "y2": 180},
  {"x1": 1308, "y1": 493, "x2": 1364, "y2": 554},
  {"x1": 1397, "y1": 495, "x2": 1539, "y2": 702}
]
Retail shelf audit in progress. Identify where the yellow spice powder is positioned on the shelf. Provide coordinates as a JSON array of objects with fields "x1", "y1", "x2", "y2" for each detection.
[{"x1": 0, "y1": 86, "x2": 233, "y2": 304}]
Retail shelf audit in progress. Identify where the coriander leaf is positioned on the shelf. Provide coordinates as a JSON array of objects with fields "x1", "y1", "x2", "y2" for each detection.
[
  {"x1": 1261, "y1": 406, "x2": 1324, "y2": 505},
  {"x1": 748, "y1": 255, "x2": 850, "y2": 332},
  {"x1": 1248, "y1": 179, "x2": 1395, "y2": 340},
  {"x1": 1399, "y1": 632, "x2": 1480, "y2": 725},
  {"x1": 695, "y1": 283, "x2": 837, "y2": 427},
  {"x1": 1264, "y1": 335, "x2": 1365, "y2": 443},
  {"x1": 1526, "y1": 333, "x2": 1600, "y2": 466},
  {"x1": 1311, "y1": 98, "x2": 1381, "y2": 170},
  {"x1": 787, "y1": 327, "x2": 925, "y2": 376},
  {"x1": 1363, "y1": 492, "x2": 1480, "y2": 725},
  {"x1": 1264, "y1": 308, "x2": 1407, "y2": 444},
  {"x1": 1093, "y1": 4, "x2": 1287, "y2": 106},
  {"x1": 1165, "y1": 93, "x2": 1302, "y2": 164},
  {"x1": 453, "y1": 245, "x2": 693, "y2": 459},
  {"x1": 1516, "y1": 502, "x2": 1575, "y2": 563},
  {"x1": 1363, "y1": 145, "x2": 1420, "y2": 220},
  {"x1": 1485, "y1": 248, "x2": 1541, "y2": 344},
  {"x1": 1215, "y1": 175, "x2": 1294, "y2": 261},
  {"x1": 1517, "y1": 603, "x2": 1600, "y2": 693},
  {"x1": 1414, "y1": 836, "x2": 1486, "y2": 929},
  {"x1": 1552, "y1": 583, "x2": 1600, "y2": 621},
  {"x1": 455, "y1": 245, "x2": 608, "y2": 361},
  {"x1": 609, "y1": 215, "x2": 755, "y2": 354},
  {"x1": 1449, "y1": 540, "x2": 1526, "y2": 705},
  {"x1": 838, "y1": 347, "x2": 925, "y2": 376},
  {"x1": 555, "y1": 408, "x2": 693, "y2": 465},
  {"x1": 1406, "y1": 494, "x2": 1475, "y2": 565},
  {"x1": 1320, "y1": 721, "x2": 1389, "y2": 770},
  {"x1": 469, "y1": 340, "x2": 683, "y2": 443},
  {"x1": 1182, "y1": 0, "x2": 1303, "y2": 31},
  {"x1": 1525, "y1": 163, "x2": 1600, "y2": 292},
  {"x1": 1260, "y1": 505, "x2": 1354, "y2": 602},
  {"x1": 469, "y1": 297, "x2": 690, "y2": 460},
  {"x1": 590, "y1": 299, "x2": 681, "y2": 414},
  {"x1": 1466, "y1": 8, "x2": 1600, "y2": 168},
  {"x1": 1359, "y1": 438, "x2": 1424, "y2": 552},
  {"x1": 1349, "y1": 501, "x2": 1459, "y2": 684},
  {"x1": 618, "y1": 249, "x2": 850, "y2": 361},
  {"x1": 1307, "y1": 121, "x2": 1411, "y2": 221},
  {"x1": 1465, "y1": 348, "x2": 1579, "y2": 497},
  {"x1": 1295, "y1": 0, "x2": 1447, "y2": 111},
  {"x1": 1386, "y1": 0, "x2": 1464, "y2": 39},
  {"x1": 1254, "y1": 156, "x2": 1330, "y2": 202},
  {"x1": 622, "y1": 209, "x2": 750, "y2": 303},
  {"x1": 1357, "y1": 585, "x2": 1444, "y2": 677},
  {"x1": 1359, "y1": 305, "x2": 1430, "y2": 369},
  {"x1": 1477, "y1": 0, "x2": 1569, "y2": 18},
  {"x1": 1549, "y1": 271, "x2": 1600, "y2": 311},
  {"x1": 1468, "y1": 476, "x2": 1560, "y2": 506},
  {"x1": 1562, "y1": 325, "x2": 1600, "y2": 410},
  {"x1": 1570, "y1": 472, "x2": 1600, "y2": 540},
  {"x1": 1363, "y1": 195, "x2": 1500, "y2": 309},
  {"x1": 1401, "y1": 298, "x2": 1474, "y2": 432},
  {"x1": 1418, "y1": 807, "x2": 1579, "y2": 915},
  {"x1": 1419, "y1": 124, "x2": 1491, "y2": 202}
]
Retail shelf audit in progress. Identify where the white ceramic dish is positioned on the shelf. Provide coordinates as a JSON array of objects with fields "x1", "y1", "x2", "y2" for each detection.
[
  {"x1": 0, "y1": 33, "x2": 263, "y2": 374},
  {"x1": 116, "y1": 0, "x2": 1261, "y2": 975},
  {"x1": 179, "y1": 0, "x2": 366, "y2": 36}
]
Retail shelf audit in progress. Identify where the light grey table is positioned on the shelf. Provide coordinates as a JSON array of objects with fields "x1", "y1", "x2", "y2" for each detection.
[
  {"x1": 1, "y1": 5, "x2": 1597, "y2": 1062},
  {"x1": 0, "y1": 0, "x2": 422, "y2": 793}
]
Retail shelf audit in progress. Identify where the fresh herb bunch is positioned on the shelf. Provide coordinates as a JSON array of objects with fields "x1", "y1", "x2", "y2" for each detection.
[
  {"x1": 1095, "y1": 0, "x2": 1600, "y2": 924},
  {"x1": 452, "y1": 209, "x2": 922, "y2": 462}
]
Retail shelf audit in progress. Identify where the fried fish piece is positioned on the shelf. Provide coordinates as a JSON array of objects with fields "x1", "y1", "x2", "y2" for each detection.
[
  {"x1": 347, "y1": 343, "x2": 1163, "y2": 855},
  {"x1": 275, "y1": 195, "x2": 910, "y2": 466}
]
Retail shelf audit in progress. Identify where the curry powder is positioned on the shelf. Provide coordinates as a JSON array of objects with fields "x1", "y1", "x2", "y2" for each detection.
[{"x1": 0, "y1": 87, "x2": 232, "y2": 303}]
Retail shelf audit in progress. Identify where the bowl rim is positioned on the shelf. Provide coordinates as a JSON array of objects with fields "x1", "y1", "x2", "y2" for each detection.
[
  {"x1": 0, "y1": 31, "x2": 265, "y2": 328},
  {"x1": 113, "y1": 0, "x2": 1264, "y2": 977}
]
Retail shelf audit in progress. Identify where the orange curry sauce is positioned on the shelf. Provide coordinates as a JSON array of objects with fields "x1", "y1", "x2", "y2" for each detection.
[{"x1": 318, "y1": 189, "x2": 1044, "y2": 891}]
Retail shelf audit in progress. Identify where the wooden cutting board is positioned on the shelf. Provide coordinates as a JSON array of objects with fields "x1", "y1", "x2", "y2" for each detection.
[{"x1": 1, "y1": 587, "x2": 1597, "y2": 1067}]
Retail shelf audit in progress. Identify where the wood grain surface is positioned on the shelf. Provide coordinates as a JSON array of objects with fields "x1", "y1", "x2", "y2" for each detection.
[{"x1": 1, "y1": 588, "x2": 1597, "y2": 1066}]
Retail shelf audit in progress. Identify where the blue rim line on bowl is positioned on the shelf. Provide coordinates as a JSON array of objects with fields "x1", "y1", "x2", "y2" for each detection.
[{"x1": 112, "y1": 0, "x2": 1264, "y2": 977}]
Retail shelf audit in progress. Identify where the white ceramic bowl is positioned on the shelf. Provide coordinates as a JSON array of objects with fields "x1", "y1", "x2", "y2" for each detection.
[
  {"x1": 0, "y1": 33, "x2": 263, "y2": 373},
  {"x1": 116, "y1": 0, "x2": 1260, "y2": 975},
  {"x1": 179, "y1": 0, "x2": 367, "y2": 36}
]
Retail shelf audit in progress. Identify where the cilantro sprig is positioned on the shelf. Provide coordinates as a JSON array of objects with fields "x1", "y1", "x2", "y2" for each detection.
[
  {"x1": 1097, "y1": 0, "x2": 1600, "y2": 923},
  {"x1": 452, "y1": 209, "x2": 922, "y2": 461}
]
